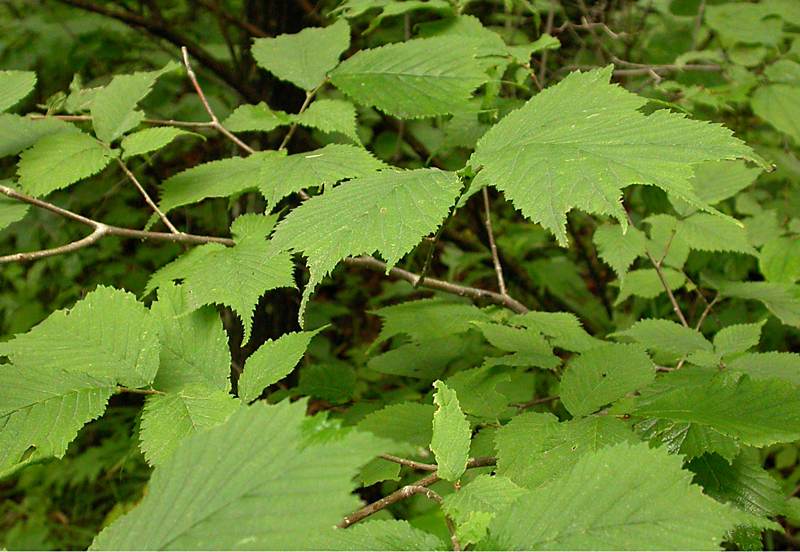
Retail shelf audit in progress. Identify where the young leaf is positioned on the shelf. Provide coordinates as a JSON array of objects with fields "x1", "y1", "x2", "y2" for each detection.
[
  {"x1": 471, "y1": 67, "x2": 762, "y2": 246},
  {"x1": 91, "y1": 62, "x2": 178, "y2": 143},
  {"x1": 120, "y1": 126, "x2": 200, "y2": 159},
  {"x1": 0, "y1": 286, "x2": 159, "y2": 388},
  {"x1": 252, "y1": 19, "x2": 350, "y2": 91},
  {"x1": 431, "y1": 380, "x2": 471, "y2": 481},
  {"x1": 139, "y1": 384, "x2": 240, "y2": 465},
  {"x1": 0, "y1": 70, "x2": 36, "y2": 112},
  {"x1": 151, "y1": 283, "x2": 231, "y2": 393},
  {"x1": 222, "y1": 102, "x2": 291, "y2": 133},
  {"x1": 613, "y1": 318, "x2": 713, "y2": 355},
  {"x1": 676, "y1": 213, "x2": 756, "y2": 255},
  {"x1": 270, "y1": 168, "x2": 462, "y2": 319},
  {"x1": 238, "y1": 327, "x2": 325, "y2": 403},
  {"x1": 0, "y1": 364, "x2": 114, "y2": 472},
  {"x1": 17, "y1": 131, "x2": 113, "y2": 197},
  {"x1": 260, "y1": 143, "x2": 385, "y2": 208},
  {"x1": 91, "y1": 401, "x2": 389, "y2": 549},
  {"x1": 330, "y1": 36, "x2": 493, "y2": 118},
  {"x1": 593, "y1": 223, "x2": 647, "y2": 278},
  {"x1": 615, "y1": 268, "x2": 685, "y2": 304},
  {"x1": 560, "y1": 343, "x2": 655, "y2": 417},
  {"x1": 485, "y1": 443, "x2": 743, "y2": 549}
]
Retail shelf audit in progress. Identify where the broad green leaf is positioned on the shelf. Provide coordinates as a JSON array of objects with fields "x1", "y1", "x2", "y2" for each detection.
[
  {"x1": 471, "y1": 67, "x2": 761, "y2": 246},
  {"x1": 485, "y1": 443, "x2": 742, "y2": 550},
  {"x1": 291, "y1": 99, "x2": 360, "y2": 143},
  {"x1": 91, "y1": 401, "x2": 388, "y2": 549},
  {"x1": 615, "y1": 268, "x2": 685, "y2": 304},
  {"x1": 17, "y1": 131, "x2": 113, "y2": 197},
  {"x1": 710, "y1": 279, "x2": 800, "y2": 328},
  {"x1": 0, "y1": 70, "x2": 36, "y2": 112},
  {"x1": 676, "y1": 213, "x2": 756, "y2": 255},
  {"x1": 495, "y1": 413, "x2": 636, "y2": 489},
  {"x1": 357, "y1": 402, "x2": 434, "y2": 447},
  {"x1": 139, "y1": 384, "x2": 240, "y2": 465},
  {"x1": 222, "y1": 102, "x2": 291, "y2": 133},
  {"x1": 260, "y1": 143, "x2": 385, "y2": 208},
  {"x1": 120, "y1": 126, "x2": 200, "y2": 159},
  {"x1": 238, "y1": 328, "x2": 325, "y2": 403},
  {"x1": 252, "y1": 19, "x2": 350, "y2": 91},
  {"x1": 297, "y1": 363, "x2": 357, "y2": 404},
  {"x1": 151, "y1": 283, "x2": 231, "y2": 393},
  {"x1": 319, "y1": 520, "x2": 445, "y2": 550},
  {"x1": 446, "y1": 366, "x2": 512, "y2": 419},
  {"x1": 373, "y1": 298, "x2": 490, "y2": 345},
  {"x1": 91, "y1": 62, "x2": 178, "y2": 143},
  {"x1": 511, "y1": 311, "x2": 601, "y2": 352},
  {"x1": 726, "y1": 352, "x2": 800, "y2": 386},
  {"x1": 270, "y1": 168, "x2": 462, "y2": 319},
  {"x1": 764, "y1": 59, "x2": 800, "y2": 84},
  {"x1": 689, "y1": 449, "x2": 787, "y2": 521},
  {"x1": 0, "y1": 114, "x2": 78, "y2": 158},
  {"x1": 474, "y1": 322, "x2": 559, "y2": 370},
  {"x1": 330, "y1": 36, "x2": 493, "y2": 118},
  {"x1": 358, "y1": 457, "x2": 401, "y2": 486},
  {"x1": 632, "y1": 373, "x2": 800, "y2": 447},
  {"x1": 614, "y1": 318, "x2": 713, "y2": 355},
  {"x1": 146, "y1": 237, "x2": 295, "y2": 344},
  {"x1": 0, "y1": 364, "x2": 114, "y2": 472},
  {"x1": 593, "y1": 223, "x2": 647, "y2": 277},
  {"x1": 159, "y1": 152, "x2": 275, "y2": 214},
  {"x1": 705, "y1": 3, "x2": 783, "y2": 47},
  {"x1": 689, "y1": 160, "x2": 760, "y2": 206},
  {"x1": 713, "y1": 321, "x2": 764, "y2": 357},
  {"x1": 759, "y1": 237, "x2": 800, "y2": 283},
  {"x1": 637, "y1": 418, "x2": 742, "y2": 463},
  {"x1": 751, "y1": 84, "x2": 800, "y2": 144},
  {"x1": 0, "y1": 286, "x2": 159, "y2": 388},
  {"x1": 560, "y1": 343, "x2": 655, "y2": 417},
  {"x1": 368, "y1": 337, "x2": 465, "y2": 380},
  {"x1": 431, "y1": 380, "x2": 470, "y2": 481}
]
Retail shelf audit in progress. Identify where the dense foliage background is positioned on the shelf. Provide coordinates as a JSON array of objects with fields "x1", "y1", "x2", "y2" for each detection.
[{"x1": 1, "y1": 0, "x2": 799, "y2": 549}]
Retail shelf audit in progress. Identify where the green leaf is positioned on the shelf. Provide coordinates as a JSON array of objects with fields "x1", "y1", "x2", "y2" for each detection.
[
  {"x1": 368, "y1": 338, "x2": 464, "y2": 379},
  {"x1": 710, "y1": 279, "x2": 800, "y2": 328},
  {"x1": 676, "y1": 213, "x2": 756, "y2": 255},
  {"x1": 373, "y1": 298, "x2": 490, "y2": 345},
  {"x1": 222, "y1": 102, "x2": 291, "y2": 133},
  {"x1": 633, "y1": 373, "x2": 800, "y2": 447},
  {"x1": 689, "y1": 160, "x2": 761, "y2": 206},
  {"x1": 297, "y1": 363, "x2": 357, "y2": 404},
  {"x1": 560, "y1": 343, "x2": 655, "y2": 417},
  {"x1": 260, "y1": 144, "x2": 385, "y2": 208},
  {"x1": 91, "y1": 62, "x2": 178, "y2": 143},
  {"x1": 0, "y1": 286, "x2": 159, "y2": 388},
  {"x1": 0, "y1": 364, "x2": 114, "y2": 472},
  {"x1": 357, "y1": 402, "x2": 434, "y2": 447},
  {"x1": 91, "y1": 401, "x2": 389, "y2": 549},
  {"x1": 636, "y1": 417, "x2": 741, "y2": 463},
  {"x1": 252, "y1": 19, "x2": 350, "y2": 91},
  {"x1": 139, "y1": 384, "x2": 240, "y2": 465},
  {"x1": 17, "y1": 131, "x2": 113, "y2": 197},
  {"x1": 726, "y1": 352, "x2": 800, "y2": 386},
  {"x1": 431, "y1": 380, "x2": 470, "y2": 481},
  {"x1": 238, "y1": 328, "x2": 325, "y2": 403},
  {"x1": 614, "y1": 318, "x2": 713, "y2": 355},
  {"x1": 474, "y1": 322, "x2": 560, "y2": 370},
  {"x1": 705, "y1": 3, "x2": 783, "y2": 46},
  {"x1": 471, "y1": 67, "x2": 761, "y2": 246},
  {"x1": 485, "y1": 443, "x2": 742, "y2": 550},
  {"x1": 511, "y1": 311, "x2": 601, "y2": 352},
  {"x1": 495, "y1": 413, "x2": 635, "y2": 489},
  {"x1": 593, "y1": 223, "x2": 647, "y2": 278},
  {"x1": 445, "y1": 366, "x2": 511, "y2": 419},
  {"x1": 713, "y1": 321, "x2": 764, "y2": 357},
  {"x1": 358, "y1": 457, "x2": 401, "y2": 486},
  {"x1": 120, "y1": 126, "x2": 200, "y2": 159},
  {"x1": 330, "y1": 36, "x2": 493, "y2": 118},
  {"x1": 151, "y1": 283, "x2": 231, "y2": 393},
  {"x1": 319, "y1": 520, "x2": 445, "y2": 550},
  {"x1": 0, "y1": 114, "x2": 79, "y2": 158},
  {"x1": 751, "y1": 85, "x2": 800, "y2": 144},
  {"x1": 760, "y1": 237, "x2": 800, "y2": 283},
  {"x1": 291, "y1": 99, "x2": 360, "y2": 143},
  {"x1": 0, "y1": 191, "x2": 28, "y2": 231},
  {"x1": 146, "y1": 237, "x2": 295, "y2": 344},
  {"x1": 615, "y1": 268, "x2": 686, "y2": 304},
  {"x1": 159, "y1": 152, "x2": 275, "y2": 214},
  {"x1": 271, "y1": 168, "x2": 462, "y2": 319},
  {"x1": 0, "y1": 70, "x2": 36, "y2": 112}
]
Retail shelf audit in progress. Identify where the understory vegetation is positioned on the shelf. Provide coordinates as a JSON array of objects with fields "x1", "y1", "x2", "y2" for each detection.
[{"x1": 1, "y1": 0, "x2": 799, "y2": 549}]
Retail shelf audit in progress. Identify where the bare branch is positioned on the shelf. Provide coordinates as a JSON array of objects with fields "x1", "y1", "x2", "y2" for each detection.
[
  {"x1": 0, "y1": 225, "x2": 107, "y2": 264},
  {"x1": 538, "y1": 1, "x2": 557, "y2": 85},
  {"x1": 29, "y1": 113, "x2": 215, "y2": 128},
  {"x1": 379, "y1": 454, "x2": 437, "y2": 472},
  {"x1": 481, "y1": 188, "x2": 508, "y2": 296},
  {"x1": 116, "y1": 159, "x2": 179, "y2": 234},
  {"x1": 116, "y1": 386, "x2": 166, "y2": 396},
  {"x1": 279, "y1": 88, "x2": 319, "y2": 151}
]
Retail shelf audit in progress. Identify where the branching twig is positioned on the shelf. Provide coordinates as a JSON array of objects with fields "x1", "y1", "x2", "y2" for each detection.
[
  {"x1": 403, "y1": 486, "x2": 461, "y2": 551},
  {"x1": 481, "y1": 188, "x2": 508, "y2": 296},
  {"x1": 379, "y1": 454, "x2": 437, "y2": 472},
  {"x1": 30, "y1": 113, "x2": 214, "y2": 128},
  {"x1": 181, "y1": 47, "x2": 255, "y2": 155},
  {"x1": 279, "y1": 88, "x2": 318, "y2": 151},
  {"x1": 116, "y1": 159, "x2": 179, "y2": 234}
]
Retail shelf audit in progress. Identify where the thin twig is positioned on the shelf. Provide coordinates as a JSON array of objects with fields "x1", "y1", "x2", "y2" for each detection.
[
  {"x1": 538, "y1": 1, "x2": 556, "y2": 85},
  {"x1": 379, "y1": 454, "x2": 438, "y2": 472},
  {"x1": 481, "y1": 188, "x2": 508, "y2": 296},
  {"x1": 116, "y1": 386, "x2": 166, "y2": 396},
  {"x1": 404, "y1": 486, "x2": 461, "y2": 551},
  {"x1": 116, "y1": 159, "x2": 179, "y2": 233},
  {"x1": 279, "y1": 88, "x2": 318, "y2": 151},
  {"x1": 0, "y1": 225, "x2": 107, "y2": 264},
  {"x1": 513, "y1": 395, "x2": 560, "y2": 410},
  {"x1": 339, "y1": 456, "x2": 496, "y2": 530},
  {"x1": 694, "y1": 294, "x2": 719, "y2": 331},
  {"x1": 181, "y1": 47, "x2": 255, "y2": 154},
  {"x1": 29, "y1": 113, "x2": 215, "y2": 128}
]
